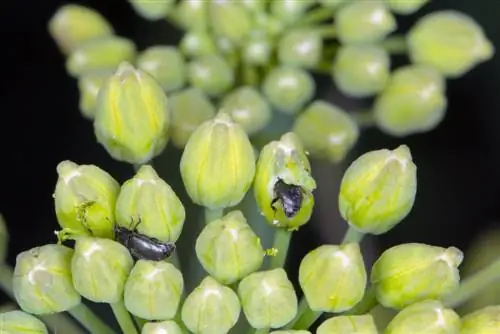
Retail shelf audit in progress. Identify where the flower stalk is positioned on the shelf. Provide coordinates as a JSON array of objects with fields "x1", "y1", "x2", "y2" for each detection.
[{"x1": 110, "y1": 300, "x2": 139, "y2": 334}]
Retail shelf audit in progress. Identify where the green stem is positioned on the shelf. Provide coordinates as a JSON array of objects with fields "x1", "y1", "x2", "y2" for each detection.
[
  {"x1": 68, "y1": 304, "x2": 115, "y2": 334},
  {"x1": 132, "y1": 315, "x2": 147, "y2": 331},
  {"x1": 110, "y1": 300, "x2": 139, "y2": 334},
  {"x1": 242, "y1": 63, "x2": 260, "y2": 86},
  {"x1": 296, "y1": 6, "x2": 335, "y2": 26},
  {"x1": 205, "y1": 208, "x2": 224, "y2": 224},
  {"x1": 381, "y1": 35, "x2": 407, "y2": 54},
  {"x1": 314, "y1": 25, "x2": 337, "y2": 39},
  {"x1": 289, "y1": 299, "x2": 322, "y2": 330},
  {"x1": 343, "y1": 286, "x2": 378, "y2": 315},
  {"x1": 268, "y1": 228, "x2": 292, "y2": 269},
  {"x1": 342, "y1": 226, "x2": 364, "y2": 244},
  {"x1": 254, "y1": 328, "x2": 270, "y2": 334},
  {"x1": 349, "y1": 110, "x2": 376, "y2": 128}
]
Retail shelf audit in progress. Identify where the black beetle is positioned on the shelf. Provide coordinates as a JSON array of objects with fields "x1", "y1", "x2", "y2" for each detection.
[{"x1": 271, "y1": 178, "x2": 304, "y2": 218}]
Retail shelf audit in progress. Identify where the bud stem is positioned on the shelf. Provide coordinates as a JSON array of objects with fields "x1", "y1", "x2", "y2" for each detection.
[
  {"x1": 69, "y1": 304, "x2": 115, "y2": 334},
  {"x1": 205, "y1": 208, "x2": 224, "y2": 224},
  {"x1": 343, "y1": 285, "x2": 377, "y2": 315},
  {"x1": 242, "y1": 63, "x2": 259, "y2": 86},
  {"x1": 268, "y1": 228, "x2": 292, "y2": 269},
  {"x1": 349, "y1": 110, "x2": 376, "y2": 128},
  {"x1": 381, "y1": 35, "x2": 407, "y2": 55},
  {"x1": 288, "y1": 299, "x2": 321, "y2": 330},
  {"x1": 110, "y1": 300, "x2": 139, "y2": 334},
  {"x1": 341, "y1": 226, "x2": 364, "y2": 244},
  {"x1": 254, "y1": 328, "x2": 270, "y2": 334},
  {"x1": 296, "y1": 7, "x2": 335, "y2": 26},
  {"x1": 313, "y1": 25, "x2": 337, "y2": 39}
]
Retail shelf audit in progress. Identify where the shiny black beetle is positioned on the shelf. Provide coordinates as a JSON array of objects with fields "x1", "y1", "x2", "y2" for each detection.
[{"x1": 271, "y1": 178, "x2": 304, "y2": 218}]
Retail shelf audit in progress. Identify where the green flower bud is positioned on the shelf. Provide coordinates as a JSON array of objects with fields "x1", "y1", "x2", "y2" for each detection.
[
  {"x1": 124, "y1": 260, "x2": 183, "y2": 320},
  {"x1": 180, "y1": 31, "x2": 217, "y2": 58},
  {"x1": 66, "y1": 36, "x2": 136, "y2": 77},
  {"x1": 196, "y1": 211, "x2": 264, "y2": 284},
  {"x1": 13, "y1": 244, "x2": 81, "y2": 315},
  {"x1": 170, "y1": 87, "x2": 216, "y2": 149},
  {"x1": 318, "y1": 0, "x2": 346, "y2": 9},
  {"x1": 408, "y1": 11, "x2": 494, "y2": 78},
  {"x1": 116, "y1": 165, "x2": 185, "y2": 242},
  {"x1": 0, "y1": 213, "x2": 8, "y2": 263},
  {"x1": 238, "y1": 268, "x2": 298, "y2": 329},
  {"x1": 129, "y1": 0, "x2": 174, "y2": 20},
  {"x1": 0, "y1": 311, "x2": 48, "y2": 334},
  {"x1": 254, "y1": 12, "x2": 285, "y2": 37},
  {"x1": 278, "y1": 29, "x2": 323, "y2": 69},
  {"x1": 209, "y1": 1, "x2": 252, "y2": 44},
  {"x1": 332, "y1": 44, "x2": 391, "y2": 98},
  {"x1": 242, "y1": 33, "x2": 273, "y2": 66},
  {"x1": 181, "y1": 276, "x2": 241, "y2": 334},
  {"x1": 374, "y1": 65, "x2": 447, "y2": 137},
  {"x1": 239, "y1": 0, "x2": 266, "y2": 12},
  {"x1": 78, "y1": 71, "x2": 111, "y2": 120},
  {"x1": 254, "y1": 132, "x2": 316, "y2": 229},
  {"x1": 94, "y1": 62, "x2": 169, "y2": 164},
  {"x1": 384, "y1": 0, "x2": 429, "y2": 15},
  {"x1": 188, "y1": 55, "x2": 234, "y2": 97},
  {"x1": 142, "y1": 320, "x2": 183, "y2": 334},
  {"x1": 461, "y1": 306, "x2": 500, "y2": 334},
  {"x1": 180, "y1": 112, "x2": 255, "y2": 209},
  {"x1": 299, "y1": 243, "x2": 366, "y2": 312},
  {"x1": 292, "y1": 101, "x2": 359, "y2": 163},
  {"x1": 317, "y1": 315, "x2": 378, "y2": 334},
  {"x1": 385, "y1": 300, "x2": 460, "y2": 334},
  {"x1": 262, "y1": 66, "x2": 315, "y2": 114},
  {"x1": 371, "y1": 243, "x2": 463, "y2": 310},
  {"x1": 271, "y1": 331, "x2": 311, "y2": 334},
  {"x1": 339, "y1": 145, "x2": 417, "y2": 235},
  {"x1": 48, "y1": 4, "x2": 113, "y2": 55},
  {"x1": 270, "y1": 0, "x2": 315, "y2": 26},
  {"x1": 137, "y1": 46, "x2": 186, "y2": 92},
  {"x1": 54, "y1": 160, "x2": 119, "y2": 239},
  {"x1": 335, "y1": 1, "x2": 397, "y2": 44},
  {"x1": 71, "y1": 237, "x2": 133, "y2": 303},
  {"x1": 220, "y1": 86, "x2": 272, "y2": 135},
  {"x1": 174, "y1": 0, "x2": 208, "y2": 31}
]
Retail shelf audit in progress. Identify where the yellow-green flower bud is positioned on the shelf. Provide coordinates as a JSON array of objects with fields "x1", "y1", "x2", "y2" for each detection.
[
  {"x1": 71, "y1": 237, "x2": 133, "y2": 303},
  {"x1": 188, "y1": 55, "x2": 234, "y2": 97},
  {"x1": 13, "y1": 244, "x2": 81, "y2": 315},
  {"x1": 317, "y1": 315, "x2": 378, "y2": 334},
  {"x1": 335, "y1": 1, "x2": 397, "y2": 44},
  {"x1": 371, "y1": 243, "x2": 463, "y2": 310},
  {"x1": 180, "y1": 31, "x2": 217, "y2": 58},
  {"x1": 142, "y1": 320, "x2": 183, "y2": 334},
  {"x1": 262, "y1": 66, "x2": 315, "y2": 114},
  {"x1": 384, "y1": 0, "x2": 429, "y2": 15},
  {"x1": 374, "y1": 65, "x2": 447, "y2": 137},
  {"x1": 332, "y1": 44, "x2": 391, "y2": 98},
  {"x1": 174, "y1": 0, "x2": 209, "y2": 31},
  {"x1": 385, "y1": 300, "x2": 460, "y2": 334},
  {"x1": 124, "y1": 260, "x2": 183, "y2": 320},
  {"x1": 339, "y1": 145, "x2": 417, "y2": 235},
  {"x1": 408, "y1": 11, "x2": 494, "y2": 78},
  {"x1": 0, "y1": 311, "x2": 48, "y2": 334},
  {"x1": 220, "y1": 86, "x2": 272, "y2": 135},
  {"x1": 196, "y1": 211, "x2": 264, "y2": 284},
  {"x1": 94, "y1": 62, "x2": 169, "y2": 164},
  {"x1": 461, "y1": 306, "x2": 500, "y2": 334},
  {"x1": 66, "y1": 36, "x2": 136, "y2": 78},
  {"x1": 54, "y1": 160, "x2": 119, "y2": 239},
  {"x1": 0, "y1": 213, "x2": 8, "y2": 263},
  {"x1": 242, "y1": 33, "x2": 273, "y2": 66},
  {"x1": 292, "y1": 101, "x2": 359, "y2": 163},
  {"x1": 181, "y1": 276, "x2": 241, "y2": 334},
  {"x1": 238, "y1": 268, "x2": 298, "y2": 329},
  {"x1": 239, "y1": 0, "x2": 266, "y2": 13},
  {"x1": 254, "y1": 12, "x2": 284, "y2": 37},
  {"x1": 278, "y1": 29, "x2": 322, "y2": 69},
  {"x1": 270, "y1": 0, "x2": 315, "y2": 26},
  {"x1": 48, "y1": 4, "x2": 113, "y2": 55},
  {"x1": 299, "y1": 243, "x2": 366, "y2": 312},
  {"x1": 318, "y1": 0, "x2": 346, "y2": 9},
  {"x1": 129, "y1": 0, "x2": 175, "y2": 20},
  {"x1": 78, "y1": 71, "x2": 111, "y2": 120},
  {"x1": 209, "y1": 1, "x2": 252, "y2": 44},
  {"x1": 271, "y1": 331, "x2": 311, "y2": 334},
  {"x1": 137, "y1": 46, "x2": 186, "y2": 92},
  {"x1": 180, "y1": 112, "x2": 255, "y2": 209},
  {"x1": 116, "y1": 165, "x2": 185, "y2": 242}
]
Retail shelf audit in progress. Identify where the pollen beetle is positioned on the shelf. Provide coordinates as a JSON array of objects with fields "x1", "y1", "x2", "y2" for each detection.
[{"x1": 271, "y1": 178, "x2": 304, "y2": 218}]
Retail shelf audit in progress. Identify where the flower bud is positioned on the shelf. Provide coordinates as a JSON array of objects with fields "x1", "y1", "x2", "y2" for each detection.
[
  {"x1": 270, "y1": 0, "x2": 315, "y2": 26},
  {"x1": 385, "y1": 300, "x2": 460, "y2": 334},
  {"x1": 371, "y1": 243, "x2": 463, "y2": 309},
  {"x1": 408, "y1": 11, "x2": 494, "y2": 78},
  {"x1": 48, "y1": 4, "x2": 113, "y2": 55},
  {"x1": 180, "y1": 31, "x2": 217, "y2": 58},
  {"x1": 129, "y1": 0, "x2": 175, "y2": 20},
  {"x1": 13, "y1": 244, "x2": 81, "y2": 314},
  {"x1": 242, "y1": 33, "x2": 273, "y2": 66},
  {"x1": 174, "y1": 0, "x2": 209, "y2": 31},
  {"x1": 209, "y1": 1, "x2": 252, "y2": 44},
  {"x1": 71, "y1": 237, "x2": 133, "y2": 303},
  {"x1": 332, "y1": 44, "x2": 390, "y2": 98},
  {"x1": 318, "y1": 0, "x2": 346, "y2": 9},
  {"x1": 137, "y1": 46, "x2": 186, "y2": 92},
  {"x1": 254, "y1": 132, "x2": 316, "y2": 230},
  {"x1": 0, "y1": 213, "x2": 8, "y2": 263},
  {"x1": 220, "y1": 86, "x2": 272, "y2": 135},
  {"x1": 0, "y1": 310, "x2": 48, "y2": 334},
  {"x1": 461, "y1": 306, "x2": 500, "y2": 334},
  {"x1": 116, "y1": 165, "x2": 185, "y2": 243},
  {"x1": 66, "y1": 36, "x2": 136, "y2": 77},
  {"x1": 339, "y1": 145, "x2": 417, "y2": 235},
  {"x1": 374, "y1": 65, "x2": 447, "y2": 137},
  {"x1": 239, "y1": 0, "x2": 266, "y2": 13},
  {"x1": 299, "y1": 243, "x2": 366, "y2": 312},
  {"x1": 188, "y1": 55, "x2": 234, "y2": 97},
  {"x1": 54, "y1": 160, "x2": 119, "y2": 239},
  {"x1": 180, "y1": 112, "x2": 255, "y2": 209},
  {"x1": 254, "y1": 12, "x2": 284, "y2": 37},
  {"x1": 125, "y1": 260, "x2": 183, "y2": 320},
  {"x1": 142, "y1": 320, "x2": 183, "y2": 334},
  {"x1": 335, "y1": 1, "x2": 397, "y2": 44},
  {"x1": 384, "y1": 0, "x2": 429, "y2": 14},
  {"x1": 94, "y1": 62, "x2": 169, "y2": 164},
  {"x1": 196, "y1": 211, "x2": 264, "y2": 284},
  {"x1": 278, "y1": 29, "x2": 323, "y2": 69},
  {"x1": 78, "y1": 71, "x2": 111, "y2": 120},
  {"x1": 271, "y1": 331, "x2": 311, "y2": 334},
  {"x1": 181, "y1": 276, "x2": 241, "y2": 334},
  {"x1": 238, "y1": 268, "x2": 297, "y2": 329},
  {"x1": 317, "y1": 315, "x2": 377, "y2": 334},
  {"x1": 292, "y1": 101, "x2": 359, "y2": 163},
  {"x1": 262, "y1": 66, "x2": 315, "y2": 114}
]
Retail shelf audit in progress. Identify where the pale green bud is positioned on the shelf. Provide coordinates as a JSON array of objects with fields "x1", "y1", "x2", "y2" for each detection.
[
  {"x1": 339, "y1": 145, "x2": 417, "y2": 235},
  {"x1": 48, "y1": 4, "x2": 113, "y2": 55},
  {"x1": 129, "y1": 0, "x2": 175, "y2": 20},
  {"x1": 278, "y1": 29, "x2": 323, "y2": 69},
  {"x1": 461, "y1": 306, "x2": 500, "y2": 334},
  {"x1": 209, "y1": 1, "x2": 253, "y2": 44},
  {"x1": 174, "y1": 0, "x2": 208, "y2": 31},
  {"x1": 239, "y1": 0, "x2": 266, "y2": 13},
  {"x1": 94, "y1": 62, "x2": 169, "y2": 164},
  {"x1": 0, "y1": 311, "x2": 48, "y2": 334},
  {"x1": 242, "y1": 33, "x2": 273, "y2": 66},
  {"x1": 181, "y1": 276, "x2": 241, "y2": 334},
  {"x1": 116, "y1": 165, "x2": 185, "y2": 243},
  {"x1": 0, "y1": 213, "x2": 8, "y2": 263},
  {"x1": 318, "y1": 0, "x2": 346, "y2": 9},
  {"x1": 137, "y1": 46, "x2": 186, "y2": 92},
  {"x1": 54, "y1": 160, "x2": 119, "y2": 239},
  {"x1": 384, "y1": 0, "x2": 429, "y2": 14},
  {"x1": 292, "y1": 101, "x2": 359, "y2": 163},
  {"x1": 408, "y1": 11, "x2": 494, "y2": 78},
  {"x1": 188, "y1": 55, "x2": 235, "y2": 97},
  {"x1": 271, "y1": 331, "x2": 311, "y2": 334},
  {"x1": 371, "y1": 243, "x2": 463, "y2": 310},
  {"x1": 254, "y1": 12, "x2": 285, "y2": 37},
  {"x1": 238, "y1": 268, "x2": 298, "y2": 329},
  {"x1": 142, "y1": 320, "x2": 183, "y2": 334},
  {"x1": 385, "y1": 300, "x2": 460, "y2": 334},
  {"x1": 13, "y1": 244, "x2": 81, "y2": 315},
  {"x1": 180, "y1": 112, "x2": 256, "y2": 209},
  {"x1": 317, "y1": 315, "x2": 378, "y2": 334},
  {"x1": 299, "y1": 243, "x2": 366, "y2": 312},
  {"x1": 71, "y1": 237, "x2": 134, "y2": 303},
  {"x1": 270, "y1": 0, "x2": 315, "y2": 26},
  {"x1": 180, "y1": 31, "x2": 217, "y2": 58},
  {"x1": 78, "y1": 71, "x2": 111, "y2": 120}
]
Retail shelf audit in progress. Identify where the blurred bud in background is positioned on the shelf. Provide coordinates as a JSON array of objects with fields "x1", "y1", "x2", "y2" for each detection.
[
  {"x1": 77, "y1": 71, "x2": 111, "y2": 120},
  {"x1": 188, "y1": 55, "x2": 235, "y2": 97},
  {"x1": 461, "y1": 306, "x2": 500, "y2": 334},
  {"x1": 0, "y1": 310, "x2": 48, "y2": 334},
  {"x1": 384, "y1": 0, "x2": 430, "y2": 15},
  {"x1": 180, "y1": 31, "x2": 217, "y2": 58},
  {"x1": 128, "y1": 0, "x2": 175, "y2": 21},
  {"x1": 209, "y1": 1, "x2": 253, "y2": 45},
  {"x1": 278, "y1": 29, "x2": 323, "y2": 69},
  {"x1": 174, "y1": 0, "x2": 209, "y2": 32}
]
